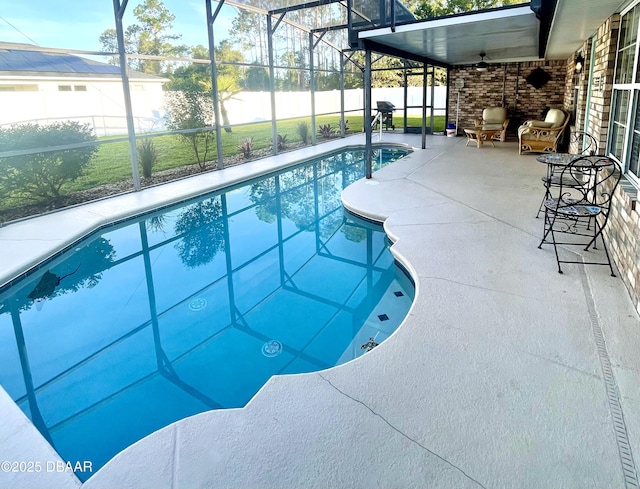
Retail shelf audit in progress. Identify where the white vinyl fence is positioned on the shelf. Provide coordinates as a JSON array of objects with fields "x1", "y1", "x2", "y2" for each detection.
[{"x1": 0, "y1": 86, "x2": 447, "y2": 136}]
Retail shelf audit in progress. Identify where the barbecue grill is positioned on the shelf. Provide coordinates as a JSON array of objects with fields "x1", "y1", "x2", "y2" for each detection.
[{"x1": 376, "y1": 101, "x2": 395, "y2": 130}]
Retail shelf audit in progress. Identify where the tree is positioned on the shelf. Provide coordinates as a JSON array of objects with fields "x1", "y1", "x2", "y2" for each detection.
[
  {"x1": 168, "y1": 44, "x2": 244, "y2": 133},
  {"x1": 0, "y1": 122, "x2": 98, "y2": 203},
  {"x1": 212, "y1": 75, "x2": 242, "y2": 132},
  {"x1": 164, "y1": 86, "x2": 215, "y2": 170},
  {"x1": 174, "y1": 197, "x2": 225, "y2": 268},
  {"x1": 99, "y1": 0, "x2": 188, "y2": 74},
  {"x1": 230, "y1": 10, "x2": 267, "y2": 65},
  {"x1": 410, "y1": 0, "x2": 525, "y2": 18},
  {"x1": 244, "y1": 63, "x2": 270, "y2": 90}
]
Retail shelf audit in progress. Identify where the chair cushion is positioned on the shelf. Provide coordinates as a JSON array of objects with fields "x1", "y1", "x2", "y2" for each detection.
[
  {"x1": 481, "y1": 123, "x2": 504, "y2": 130},
  {"x1": 532, "y1": 121, "x2": 554, "y2": 128},
  {"x1": 544, "y1": 109, "x2": 566, "y2": 128},
  {"x1": 482, "y1": 107, "x2": 507, "y2": 124}
]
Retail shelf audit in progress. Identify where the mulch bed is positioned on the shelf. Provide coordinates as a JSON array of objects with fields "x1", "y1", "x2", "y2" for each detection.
[{"x1": 0, "y1": 142, "x2": 312, "y2": 225}]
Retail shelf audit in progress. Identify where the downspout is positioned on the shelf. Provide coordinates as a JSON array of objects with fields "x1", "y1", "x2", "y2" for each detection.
[
  {"x1": 514, "y1": 63, "x2": 520, "y2": 117},
  {"x1": 502, "y1": 64, "x2": 507, "y2": 107}
]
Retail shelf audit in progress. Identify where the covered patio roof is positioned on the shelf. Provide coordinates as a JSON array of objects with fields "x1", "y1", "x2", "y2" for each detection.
[{"x1": 357, "y1": 0, "x2": 628, "y2": 66}]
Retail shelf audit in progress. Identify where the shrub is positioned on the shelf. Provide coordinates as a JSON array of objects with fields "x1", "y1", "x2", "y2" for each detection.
[
  {"x1": 137, "y1": 138, "x2": 158, "y2": 178},
  {"x1": 276, "y1": 134, "x2": 288, "y2": 151},
  {"x1": 0, "y1": 121, "x2": 97, "y2": 202},
  {"x1": 296, "y1": 121, "x2": 310, "y2": 144},
  {"x1": 318, "y1": 124, "x2": 336, "y2": 138},
  {"x1": 340, "y1": 119, "x2": 349, "y2": 133},
  {"x1": 237, "y1": 137, "x2": 253, "y2": 159}
]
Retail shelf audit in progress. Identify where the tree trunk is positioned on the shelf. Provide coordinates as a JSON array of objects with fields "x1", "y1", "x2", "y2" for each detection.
[{"x1": 220, "y1": 102, "x2": 232, "y2": 133}]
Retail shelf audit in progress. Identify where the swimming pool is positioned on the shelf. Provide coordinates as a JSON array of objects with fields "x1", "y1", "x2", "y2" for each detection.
[{"x1": 0, "y1": 145, "x2": 414, "y2": 479}]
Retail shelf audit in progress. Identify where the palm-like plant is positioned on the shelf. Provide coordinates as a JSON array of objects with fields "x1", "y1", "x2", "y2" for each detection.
[
  {"x1": 203, "y1": 74, "x2": 242, "y2": 133},
  {"x1": 237, "y1": 137, "x2": 253, "y2": 158}
]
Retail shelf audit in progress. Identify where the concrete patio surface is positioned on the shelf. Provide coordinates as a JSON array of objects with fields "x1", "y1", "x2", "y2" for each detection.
[{"x1": 1, "y1": 133, "x2": 640, "y2": 489}]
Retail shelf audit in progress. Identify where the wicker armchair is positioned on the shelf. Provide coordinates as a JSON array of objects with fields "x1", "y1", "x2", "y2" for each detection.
[
  {"x1": 474, "y1": 107, "x2": 509, "y2": 142},
  {"x1": 517, "y1": 108, "x2": 570, "y2": 155}
]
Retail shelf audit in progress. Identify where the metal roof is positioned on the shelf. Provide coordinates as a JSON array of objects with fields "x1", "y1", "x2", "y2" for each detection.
[{"x1": 0, "y1": 43, "x2": 164, "y2": 80}]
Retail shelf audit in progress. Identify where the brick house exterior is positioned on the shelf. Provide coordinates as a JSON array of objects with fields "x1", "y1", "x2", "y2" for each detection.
[
  {"x1": 448, "y1": 11, "x2": 640, "y2": 313},
  {"x1": 447, "y1": 61, "x2": 567, "y2": 138}
]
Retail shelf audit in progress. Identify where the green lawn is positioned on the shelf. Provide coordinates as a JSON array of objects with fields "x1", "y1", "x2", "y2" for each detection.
[
  {"x1": 76, "y1": 114, "x2": 444, "y2": 188},
  {"x1": 1, "y1": 114, "x2": 445, "y2": 216}
]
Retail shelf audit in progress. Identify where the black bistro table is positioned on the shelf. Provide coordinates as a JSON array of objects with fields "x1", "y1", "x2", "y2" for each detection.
[{"x1": 535, "y1": 153, "x2": 612, "y2": 217}]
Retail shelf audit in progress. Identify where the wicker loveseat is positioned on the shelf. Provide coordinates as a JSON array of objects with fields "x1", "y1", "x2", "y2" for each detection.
[{"x1": 517, "y1": 108, "x2": 570, "y2": 154}]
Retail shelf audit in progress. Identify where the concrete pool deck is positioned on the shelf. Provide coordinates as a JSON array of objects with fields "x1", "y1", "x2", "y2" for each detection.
[{"x1": 1, "y1": 133, "x2": 640, "y2": 488}]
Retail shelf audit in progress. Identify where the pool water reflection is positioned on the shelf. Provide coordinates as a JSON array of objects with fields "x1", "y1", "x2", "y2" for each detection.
[{"x1": 0, "y1": 146, "x2": 414, "y2": 479}]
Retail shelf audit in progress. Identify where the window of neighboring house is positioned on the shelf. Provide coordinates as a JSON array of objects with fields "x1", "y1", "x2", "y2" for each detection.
[
  {"x1": 58, "y1": 85, "x2": 87, "y2": 91},
  {"x1": 609, "y1": 1, "x2": 640, "y2": 181}
]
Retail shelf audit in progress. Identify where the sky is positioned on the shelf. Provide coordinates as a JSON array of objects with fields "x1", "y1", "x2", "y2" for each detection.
[{"x1": 0, "y1": 0, "x2": 236, "y2": 53}]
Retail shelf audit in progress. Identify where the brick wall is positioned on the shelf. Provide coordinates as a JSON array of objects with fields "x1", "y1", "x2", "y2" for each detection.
[
  {"x1": 599, "y1": 14, "x2": 640, "y2": 314},
  {"x1": 605, "y1": 179, "x2": 640, "y2": 310},
  {"x1": 447, "y1": 61, "x2": 566, "y2": 136},
  {"x1": 583, "y1": 16, "x2": 619, "y2": 150},
  {"x1": 571, "y1": 14, "x2": 640, "y2": 314}
]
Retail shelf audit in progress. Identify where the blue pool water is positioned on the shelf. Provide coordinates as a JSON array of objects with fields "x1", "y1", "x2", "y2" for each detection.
[{"x1": 0, "y1": 146, "x2": 414, "y2": 479}]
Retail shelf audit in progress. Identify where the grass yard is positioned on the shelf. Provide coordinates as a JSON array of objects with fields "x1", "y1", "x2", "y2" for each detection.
[
  {"x1": 75, "y1": 114, "x2": 444, "y2": 189},
  {"x1": 1, "y1": 114, "x2": 445, "y2": 218}
]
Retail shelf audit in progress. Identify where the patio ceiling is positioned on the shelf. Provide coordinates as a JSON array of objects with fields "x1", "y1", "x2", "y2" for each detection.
[
  {"x1": 545, "y1": 0, "x2": 629, "y2": 59},
  {"x1": 357, "y1": 0, "x2": 628, "y2": 66}
]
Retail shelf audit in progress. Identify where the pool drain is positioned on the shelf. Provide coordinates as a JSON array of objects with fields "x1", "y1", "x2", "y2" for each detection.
[
  {"x1": 262, "y1": 340, "x2": 283, "y2": 357},
  {"x1": 188, "y1": 298, "x2": 207, "y2": 311}
]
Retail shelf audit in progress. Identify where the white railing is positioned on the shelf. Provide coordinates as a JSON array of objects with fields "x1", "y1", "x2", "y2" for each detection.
[{"x1": 370, "y1": 111, "x2": 384, "y2": 141}]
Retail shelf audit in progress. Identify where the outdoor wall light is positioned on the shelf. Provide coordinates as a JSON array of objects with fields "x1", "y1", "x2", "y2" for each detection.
[
  {"x1": 476, "y1": 52, "x2": 488, "y2": 72},
  {"x1": 575, "y1": 53, "x2": 585, "y2": 74}
]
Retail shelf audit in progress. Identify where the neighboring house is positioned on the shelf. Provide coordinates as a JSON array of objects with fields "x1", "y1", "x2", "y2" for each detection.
[{"x1": 0, "y1": 42, "x2": 167, "y2": 135}]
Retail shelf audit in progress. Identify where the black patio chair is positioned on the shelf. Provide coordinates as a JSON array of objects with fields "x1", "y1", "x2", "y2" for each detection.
[
  {"x1": 568, "y1": 130, "x2": 598, "y2": 155},
  {"x1": 538, "y1": 155, "x2": 621, "y2": 276},
  {"x1": 535, "y1": 130, "x2": 599, "y2": 218}
]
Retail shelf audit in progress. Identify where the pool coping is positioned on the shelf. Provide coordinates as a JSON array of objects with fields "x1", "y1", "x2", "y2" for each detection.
[
  {"x1": 0, "y1": 135, "x2": 413, "y2": 291},
  {"x1": 4, "y1": 134, "x2": 640, "y2": 489}
]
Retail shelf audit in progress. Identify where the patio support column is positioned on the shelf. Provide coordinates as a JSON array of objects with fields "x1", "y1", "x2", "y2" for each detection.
[
  {"x1": 429, "y1": 68, "x2": 435, "y2": 132},
  {"x1": 403, "y1": 61, "x2": 408, "y2": 133},
  {"x1": 309, "y1": 31, "x2": 317, "y2": 145},
  {"x1": 267, "y1": 14, "x2": 278, "y2": 155},
  {"x1": 206, "y1": 0, "x2": 225, "y2": 170},
  {"x1": 112, "y1": 0, "x2": 141, "y2": 191},
  {"x1": 364, "y1": 46, "x2": 372, "y2": 179},
  {"x1": 445, "y1": 67, "x2": 451, "y2": 134},
  {"x1": 422, "y1": 61, "x2": 427, "y2": 149},
  {"x1": 340, "y1": 51, "x2": 346, "y2": 138}
]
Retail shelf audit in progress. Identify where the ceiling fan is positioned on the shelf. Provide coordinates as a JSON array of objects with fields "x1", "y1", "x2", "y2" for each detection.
[{"x1": 475, "y1": 52, "x2": 489, "y2": 72}]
